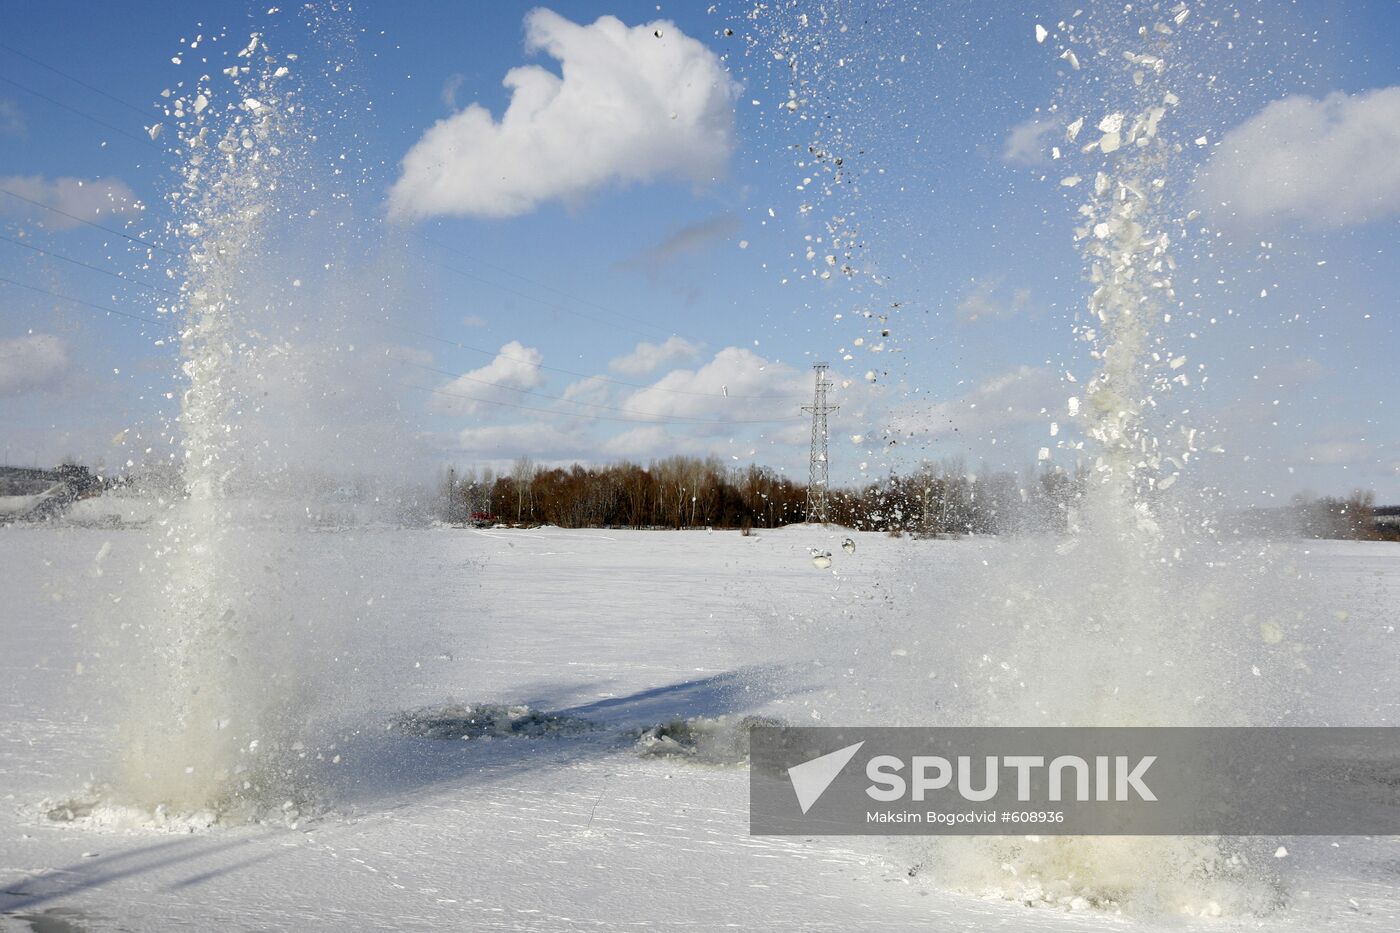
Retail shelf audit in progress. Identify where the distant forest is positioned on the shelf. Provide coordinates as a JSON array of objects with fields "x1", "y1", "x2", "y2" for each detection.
[
  {"x1": 443, "y1": 455, "x2": 1085, "y2": 535},
  {"x1": 441, "y1": 456, "x2": 1398, "y2": 540}
]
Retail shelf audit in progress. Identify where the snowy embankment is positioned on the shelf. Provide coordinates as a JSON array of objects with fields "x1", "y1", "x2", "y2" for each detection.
[{"x1": 1, "y1": 526, "x2": 1398, "y2": 931}]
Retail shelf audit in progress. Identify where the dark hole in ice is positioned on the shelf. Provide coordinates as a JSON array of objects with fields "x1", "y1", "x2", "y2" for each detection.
[{"x1": 392, "y1": 703, "x2": 596, "y2": 740}]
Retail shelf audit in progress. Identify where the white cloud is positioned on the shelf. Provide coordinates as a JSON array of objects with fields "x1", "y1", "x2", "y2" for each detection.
[
  {"x1": 0, "y1": 333, "x2": 69, "y2": 396},
  {"x1": 956, "y1": 279, "x2": 1033, "y2": 323},
  {"x1": 1300, "y1": 440, "x2": 1372, "y2": 466},
  {"x1": 887, "y1": 365, "x2": 1060, "y2": 442},
  {"x1": 0, "y1": 99, "x2": 24, "y2": 137},
  {"x1": 448, "y1": 422, "x2": 590, "y2": 461},
  {"x1": 440, "y1": 73, "x2": 466, "y2": 111},
  {"x1": 388, "y1": 9, "x2": 738, "y2": 221},
  {"x1": 434, "y1": 340, "x2": 546, "y2": 414},
  {"x1": 0, "y1": 175, "x2": 142, "y2": 230},
  {"x1": 1002, "y1": 117, "x2": 1058, "y2": 165},
  {"x1": 1195, "y1": 86, "x2": 1400, "y2": 229},
  {"x1": 608, "y1": 336, "x2": 702, "y2": 376},
  {"x1": 618, "y1": 346, "x2": 810, "y2": 422}
]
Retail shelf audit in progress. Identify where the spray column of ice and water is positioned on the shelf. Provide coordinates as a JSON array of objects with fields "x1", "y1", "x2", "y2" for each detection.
[
  {"x1": 116, "y1": 35, "x2": 302, "y2": 818},
  {"x1": 1070, "y1": 83, "x2": 1181, "y2": 545}
]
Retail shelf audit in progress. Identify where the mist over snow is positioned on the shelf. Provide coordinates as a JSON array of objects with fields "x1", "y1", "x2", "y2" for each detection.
[{"x1": 387, "y1": 9, "x2": 739, "y2": 221}]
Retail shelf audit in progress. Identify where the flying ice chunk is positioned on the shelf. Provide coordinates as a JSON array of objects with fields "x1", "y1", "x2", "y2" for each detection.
[
  {"x1": 842, "y1": 538, "x2": 856, "y2": 554},
  {"x1": 193, "y1": 94, "x2": 208, "y2": 114},
  {"x1": 1157, "y1": 474, "x2": 1177, "y2": 490},
  {"x1": 1098, "y1": 113, "x2": 1124, "y2": 134},
  {"x1": 1060, "y1": 50, "x2": 1080, "y2": 70},
  {"x1": 1100, "y1": 131, "x2": 1122, "y2": 154},
  {"x1": 1060, "y1": 176, "x2": 1082, "y2": 187},
  {"x1": 1035, "y1": 24, "x2": 1048, "y2": 43},
  {"x1": 1067, "y1": 397, "x2": 1080, "y2": 416},
  {"x1": 1066, "y1": 117, "x2": 1084, "y2": 142},
  {"x1": 1038, "y1": 447, "x2": 1051, "y2": 461},
  {"x1": 811, "y1": 551, "x2": 833, "y2": 570}
]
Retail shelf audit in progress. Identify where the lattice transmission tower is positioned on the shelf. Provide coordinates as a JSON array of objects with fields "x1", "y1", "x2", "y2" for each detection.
[{"x1": 803, "y1": 362, "x2": 839, "y2": 524}]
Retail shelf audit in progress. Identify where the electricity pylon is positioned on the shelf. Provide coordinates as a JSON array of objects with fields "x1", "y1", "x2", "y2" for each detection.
[{"x1": 803, "y1": 362, "x2": 838, "y2": 524}]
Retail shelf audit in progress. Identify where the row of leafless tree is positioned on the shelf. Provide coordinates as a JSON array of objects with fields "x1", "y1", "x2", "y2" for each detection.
[{"x1": 440, "y1": 456, "x2": 1088, "y2": 534}]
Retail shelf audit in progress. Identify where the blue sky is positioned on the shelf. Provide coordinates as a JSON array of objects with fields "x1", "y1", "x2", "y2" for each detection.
[{"x1": 1, "y1": 1, "x2": 1397, "y2": 502}]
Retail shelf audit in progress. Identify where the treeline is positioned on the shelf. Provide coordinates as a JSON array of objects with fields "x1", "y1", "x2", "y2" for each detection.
[
  {"x1": 441, "y1": 456, "x2": 1086, "y2": 534},
  {"x1": 1293, "y1": 490, "x2": 1398, "y2": 541}
]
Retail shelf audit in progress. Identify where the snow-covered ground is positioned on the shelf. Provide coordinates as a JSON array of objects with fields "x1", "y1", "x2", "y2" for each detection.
[{"x1": 2, "y1": 525, "x2": 1398, "y2": 931}]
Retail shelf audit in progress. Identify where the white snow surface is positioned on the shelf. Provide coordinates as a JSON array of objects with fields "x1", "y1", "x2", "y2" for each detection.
[{"x1": 2, "y1": 525, "x2": 1399, "y2": 930}]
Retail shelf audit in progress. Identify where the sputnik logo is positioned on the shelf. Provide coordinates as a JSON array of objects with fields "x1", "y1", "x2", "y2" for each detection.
[{"x1": 787, "y1": 741, "x2": 865, "y2": 814}]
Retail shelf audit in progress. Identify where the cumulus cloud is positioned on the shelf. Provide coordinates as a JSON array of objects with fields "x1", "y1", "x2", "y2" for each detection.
[
  {"x1": 1194, "y1": 86, "x2": 1400, "y2": 229},
  {"x1": 956, "y1": 279, "x2": 1033, "y2": 323},
  {"x1": 1002, "y1": 117, "x2": 1058, "y2": 165},
  {"x1": 617, "y1": 346, "x2": 809, "y2": 422},
  {"x1": 388, "y1": 9, "x2": 738, "y2": 221},
  {"x1": 0, "y1": 333, "x2": 69, "y2": 396},
  {"x1": 433, "y1": 340, "x2": 546, "y2": 414},
  {"x1": 0, "y1": 175, "x2": 142, "y2": 230},
  {"x1": 608, "y1": 336, "x2": 702, "y2": 376}
]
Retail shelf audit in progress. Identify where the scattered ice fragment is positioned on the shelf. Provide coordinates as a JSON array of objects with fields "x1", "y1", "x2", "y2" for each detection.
[
  {"x1": 146, "y1": 124, "x2": 163, "y2": 141},
  {"x1": 1060, "y1": 50, "x2": 1080, "y2": 70},
  {"x1": 1066, "y1": 117, "x2": 1084, "y2": 142},
  {"x1": 842, "y1": 538, "x2": 856, "y2": 554},
  {"x1": 1060, "y1": 175, "x2": 1082, "y2": 187},
  {"x1": 1097, "y1": 113, "x2": 1124, "y2": 134},
  {"x1": 811, "y1": 552, "x2": 833, "y2": 570},
  {"x1": 1037, "y1": 447, "x2": 1050, "y2": 461},
  {"x1": 1157, "y1": 474, "x2": 1176, "y2": 491},
  {"x1": 1274, "y1": 846, "x2": 1288, "y2": 858},
  {"x1": 1035, "y1": 24, "x2": 1048, "y2": 43},
  {"x1": 1067, "y1": 397, "x2": 1080, "y2": 416}
]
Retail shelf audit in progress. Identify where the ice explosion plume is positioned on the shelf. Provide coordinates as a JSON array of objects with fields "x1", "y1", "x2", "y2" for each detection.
[{"x1": 111, "y1": 34, "x2": 322, "y2": 822}]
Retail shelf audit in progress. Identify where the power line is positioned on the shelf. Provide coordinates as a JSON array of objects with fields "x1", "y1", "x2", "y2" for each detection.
[
  {"x1": 0, "y1": 233, "x2": 177, "y2": 295},
  {"x1": 0, "y1": 275, "x2": 174, "y2": 329},
  {"x1": 0, "y1": 186, "x2": 176, "y2": 256},
  {"x1": 0, "y1": 40, "x2": 153, "y2": 119},
  {"x1": 0, "y1": 72, "x2": 158, "y2": 148},
  {"x1": 405, "y1": 245, "x2": 670, "y2": 341},
  {"x1": 418, "y1": 234, "x2": 667, "y2": 337}
]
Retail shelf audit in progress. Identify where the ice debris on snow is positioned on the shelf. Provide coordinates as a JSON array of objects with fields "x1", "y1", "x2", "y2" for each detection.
[{"x1": 633, "y1": 715, "x2": 784, "y2": 765}]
